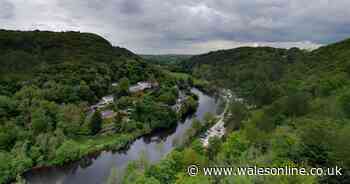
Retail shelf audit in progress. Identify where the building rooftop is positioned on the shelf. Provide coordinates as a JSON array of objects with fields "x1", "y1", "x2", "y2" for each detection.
[{"x1": 101, "y1": 110, "x2": 115, "y2": 119}]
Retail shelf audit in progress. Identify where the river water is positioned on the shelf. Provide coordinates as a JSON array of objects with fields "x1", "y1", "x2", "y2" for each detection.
[{"x1": 25, "y1": 88, "x2": 219, "y2": 184}]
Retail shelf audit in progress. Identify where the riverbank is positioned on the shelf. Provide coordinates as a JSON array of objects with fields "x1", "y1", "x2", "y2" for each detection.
[
  {"x1": 1, "y1": 89, "x2": 198, "y2": 184},
  {"x1": 11, "y1": 132, "x2": 139, "y2": 184},
  {"x1": 23, "y1": 88, "x2": 219, "y2": 184},
  {"x1": 200, "y1": 89, "x2": 233, "y2": 147}
]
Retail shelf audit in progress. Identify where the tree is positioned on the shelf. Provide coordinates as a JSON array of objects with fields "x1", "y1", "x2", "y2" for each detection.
[
  {"x1": 79, "y1": 81, "x2": 95, "y2": 102},
  {"x1": 53, "y1": 140, "x2": 81, "y2": 164},
  {"x1": 113, "y1": 113, "x2": 124, "y2": 133},
  {"x1": 270, "y1": 127, "x2": 300, "y2": 162},
  {"x1": 57, "y1": 104, "x2": 85, "y2": 136},
  {"x1": 175, "y1": 174, "x2": 211, "y2": 184},
  {"x1": 298, "y1": 119, "x2": 336, "y2": 166},
  {"x1": 132, "y1": 99, "x2": 177, "y2": 130},
  {"x1": 331, "y1": 123, "x2": 350, "y2": 168},
  {"x1": 31, "y1": 108, "x2": 50, "y2": 134},
  {"x1": 15, "y1": 86, "x2": 42, "y2": 114},
  {"x1": 89, "y1": 111, "x2": 102, "y2": 135},
  {"x1": 0, "y1": 125, "x2": 16, "y2": 150},
  {"x1": 158, "y1": 92, "x2": 177, "y2": 105},
  {"x1": 31, "y1": 101, "x2": 59, "y2": 134},
  {"x1": 339, "y1": 90, "x2": 350, "y2": 117},
  {"x1": 225, "y1": 102, "x2": 248, "y2": 131},
  {"x1": 115, "y1": 77, "x2": 130, "y2": 98},
  {"x1": 178, "y1": 96, "x2": 198, "y2": 119},
  {"x1": 116, "y1": 96, "x2": 133, "y2": 109},
  {"x1": 208, "y1": 137, "x2": 222, "y2": 160},
  {"x1": 217, "y1": 133, "x2": 250, "y2": 164},
  {"x1": 146, "y1": 159, "x2": 178, "y2": 184},
  {"x1": 0, "y1": 95, "x2": 16, "y2": 119},
  {"x1": 284, "y1": 91, "x2": 310, "y2": 117}
]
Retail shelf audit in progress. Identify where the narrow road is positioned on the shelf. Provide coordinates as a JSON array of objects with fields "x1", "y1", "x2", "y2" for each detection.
[{"x1": 201, "y1": 89, "x2": 232, "y2": 147}]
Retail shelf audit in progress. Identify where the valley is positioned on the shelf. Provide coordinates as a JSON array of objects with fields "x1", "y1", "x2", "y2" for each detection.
[{"x1": 0, "y1": 29, "x2": 349, "y2": 184}]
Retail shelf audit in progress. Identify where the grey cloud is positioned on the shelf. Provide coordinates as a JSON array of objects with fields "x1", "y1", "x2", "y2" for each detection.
[
  {"x1": 1, "y1": 0, "x2": 350, "y2": 54},
  {"x1": 0, "y1": 0, "x2": 15, "y2": 19},
  {"x1": 118, "y1": 0, "x2": 144, "y2": 15}
]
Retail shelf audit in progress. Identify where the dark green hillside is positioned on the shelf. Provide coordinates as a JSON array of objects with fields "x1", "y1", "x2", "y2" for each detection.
[
  {"x1": 0, "y1": 30, "x2": 139, "y2": 80},
  {"x1": 188, "y1": 47, "x2": 305, "y2": 105},
  {"x1": 141, "y1": 54, "x2": 192, "y2": 64},
  {"x1": 141, "y1": 54, "x2": 192, "y2": 73},
  {"x1": 0, "y1": 29, "x2": 143, "y2": 97},
  {"x1": 188, "y1": 40, "x2": 350, "y2": 106}
]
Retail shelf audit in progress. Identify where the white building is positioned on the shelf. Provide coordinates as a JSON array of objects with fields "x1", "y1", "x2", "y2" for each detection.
[
  {"x1": 101, "y1": 110, "x2": 115, "y2": 119},
  {"x1": 102, "y1": 95, "x2": 114, "y2": 104},
  {"x1": 129, "y1": 81, "x2": 154, "y2": 93}
]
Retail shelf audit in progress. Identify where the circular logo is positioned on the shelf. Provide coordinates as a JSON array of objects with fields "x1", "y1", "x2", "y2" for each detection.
[{"x1": 187, "y1": 165, "x2": 199, "y2": 176}]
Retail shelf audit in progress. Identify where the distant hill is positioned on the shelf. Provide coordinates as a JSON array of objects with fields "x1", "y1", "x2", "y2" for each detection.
[
  {"x1": 0, "y1": 30, "x2": 140, "y2": 80},
  {"x1": 188, "y1": 38, "x2": 350, "y2": 105},
  {"x1": 0, "y1": 30, "x2": 154, "y2": 98},
  {"x1": 141, "y1": 54, "x2": 193, "y2": 73},
  {"x1": 141, "y1": 54, "x2": 192, "y2": 64}
]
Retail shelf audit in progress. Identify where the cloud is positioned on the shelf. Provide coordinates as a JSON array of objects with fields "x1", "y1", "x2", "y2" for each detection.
[
  {"x1": 118, "y1": 0, "x2": 144, "y2": 15},
  {"x1": 0, "y1": 0, "x2": 350, "y2": 54},
  {"x1": 0, "y1": 0, "x2": 15, "y2": 19}
]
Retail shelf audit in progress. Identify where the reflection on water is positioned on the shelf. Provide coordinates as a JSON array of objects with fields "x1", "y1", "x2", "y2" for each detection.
[{"x1": 25, "y1": 88, "x2": 219, "y2": 184}]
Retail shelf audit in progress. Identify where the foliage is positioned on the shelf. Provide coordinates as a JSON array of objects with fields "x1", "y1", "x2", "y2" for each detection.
[
  {"x1": 88, "y1": 111, "x2": 102, "y2": 135},
  {"x1": 114, "y1": 77, "x2": 130, "y2": 98},
  {"x1": 225, "y1": 101, "x2": 249, "y2": 131},
  {"x1": 338, "y1": 90, "x2": 350, "y2": 117},
  {"x1": 132, "y1": 99, "x2": 177, "y2": 130},
  {"x1": 57, "y1": 104, "x2": 85, "y2": 136},
  {"x1": 0, "y1": 29, "x2": 189, "y2": 184},
  {"x1": 141, "y1": 55, "x2": 192, "y2": 72},
  {"x1": 178, "y1": 96, "x2": 198, "y2": 119}
]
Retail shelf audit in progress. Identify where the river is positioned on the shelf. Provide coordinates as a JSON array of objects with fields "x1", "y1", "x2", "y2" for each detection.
[{"x1": 25, "y1": 88, "x2": 219, "y2": 184}]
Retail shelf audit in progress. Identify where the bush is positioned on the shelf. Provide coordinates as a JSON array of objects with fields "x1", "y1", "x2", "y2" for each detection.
[
  {"x1": 0, "y1": 96, "x2": 16, "y2": 118},
  {"x1": 178, "y1": 96, "x2": 198, "y2": 119},
  {"x1": 284, "y1": 91, "x2": 311, "y2": 117},
  {"x1": 53, "y1": 140, "x2": 81, "y2": 165},
  {"x1": 88, "y1": 111, "x2": 102, "y2": 135},
  {"x1": 225, "y1": 102, "x2": 249, "y2": 131},
  {"x1": 217, "y1": 133, "x2": 250, "y2": 164},
  {"x1": 158, "y1": 92, "x2": 177, "y2": 105},
  {"x1": 57, "y1": 104, "x2": 85, "y2": 136},
  {"x1": 339, "y1": 90, "x2": 350, "y2": 118},
  {"x1": 0, "y1": 127, "x2": 16, "y2": 151}
]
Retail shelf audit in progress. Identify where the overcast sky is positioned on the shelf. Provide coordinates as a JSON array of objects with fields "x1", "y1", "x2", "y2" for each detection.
[{"x1": 1, "y1": 0, "x2": 350, "y2": 54}]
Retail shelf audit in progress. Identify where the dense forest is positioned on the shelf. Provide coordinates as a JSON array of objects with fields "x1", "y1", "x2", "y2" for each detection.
[
  {"x1": 0, "y1": 30, "x2": 198, "y2": 183},
  {"x1": 141, "y1": 54, "x2": 192, "y2": 65},
  {"x1": 118, "y1": 39, "x2": 350, "y2": 183},
  {"x1": 141, "y1": 55, "x2": 192, "y2": 73}
]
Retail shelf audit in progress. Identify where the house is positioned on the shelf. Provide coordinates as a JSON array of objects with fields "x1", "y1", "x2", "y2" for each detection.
[
  {"x1": 129, "y1": 81, "x2": 158, "y2": 93},
  {"x1": 101, "y1": 110, "x2": 116, "y2": 119},
  {"x1": 89, "y1": 95, "x2": 115, "y2": 112},
  {"x1": 101, "y1": 95, "x2": 114, "y2": 105},
  {"x1": 129, "y1": 82, "x2": 149, "y2": 93}
]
